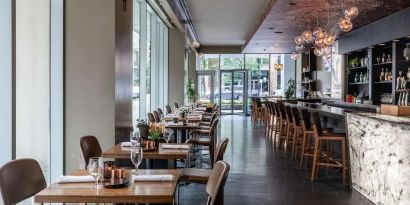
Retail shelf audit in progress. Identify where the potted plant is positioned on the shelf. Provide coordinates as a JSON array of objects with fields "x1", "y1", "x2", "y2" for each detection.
[
  {"x1": 284, "y1": 78, "x2": 296, "y2": 99},
  {"x1": 186, "y1": 79, "x2": 197, "y2": 107},
  {"x1": 179, "y1": 107, "x2": 187, "y2": 119},
  {"x1": 149, "y1": 130, "x2": 162, "y2": 149},
  {"x1": 137, "y1": 119, "x2": 149, "y2": 139}
]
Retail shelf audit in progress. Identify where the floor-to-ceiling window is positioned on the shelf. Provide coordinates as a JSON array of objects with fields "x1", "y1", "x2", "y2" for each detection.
[
  {"x1": 133, "y1": 0, "x2": 169, "y2": 125},
  {"x1": 196, "y1": 53, "x2": 291, "y2": 114}
]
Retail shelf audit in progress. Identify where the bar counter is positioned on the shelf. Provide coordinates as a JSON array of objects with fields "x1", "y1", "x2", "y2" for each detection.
[{"x1": 346, "y1": 112, "x2": 410, "y2": 205}]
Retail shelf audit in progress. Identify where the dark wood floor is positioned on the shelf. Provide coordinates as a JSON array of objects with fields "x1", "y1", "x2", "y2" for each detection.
[{"x1": 179, "y1": 115, "x2": 373, "y2": 205}]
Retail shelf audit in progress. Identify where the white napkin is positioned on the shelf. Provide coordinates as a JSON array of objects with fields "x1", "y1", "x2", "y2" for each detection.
[
  {"x1": 162, "y1": 144, "x2": 190, "y2": 149},
  {"x1": 133, "y1": 175, "x2": 174, "y2": 182},
  {"x1": 121, "y1": 142, "x2": 132, "y2": 147},
  {"x1": 166, "y1": 122, "x2": 183, "y2": 126},
  {"x1": 57, "y1": 175, "x2": 95, "y2": 184}
]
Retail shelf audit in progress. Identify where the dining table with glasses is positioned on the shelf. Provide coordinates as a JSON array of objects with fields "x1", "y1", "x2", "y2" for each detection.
[
  {"x1": 102, "y1": 143, "x2": 192, "y2": 168},
  {"x1": 34, "y1": 169, "x2": 180, "y2": 204}
]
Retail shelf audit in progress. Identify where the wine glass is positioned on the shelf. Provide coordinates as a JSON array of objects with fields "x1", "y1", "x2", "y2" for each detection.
[
  {"x1": 130, "y1": 147, "x2": 143, "y2": 175},
  {"x1": 130, "y1": 131, "x2": 139, "y2": 147},
  {"x1": 88, "y1": 157, "x2": 103, "y2": 189},
  {"x1": 163, "y1": 128, "x2": 174, "y2": 143}
]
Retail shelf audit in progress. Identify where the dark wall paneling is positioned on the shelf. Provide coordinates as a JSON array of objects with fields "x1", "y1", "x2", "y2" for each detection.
[
  {"x1": 338, "y1": 8, "x2": 410, "y2": 54},
  {"x1": 115, "y1": 0, "x2": 133, "y2": 144}
]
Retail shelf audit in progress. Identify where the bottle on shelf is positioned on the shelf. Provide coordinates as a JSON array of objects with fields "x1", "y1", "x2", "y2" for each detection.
[
  {"x1": 387, "y1": 54, "x2": 391, "y2": 62},
  {"x1": 354, "y1": 73, "x2": 358, "y2": 83},
  {"x1": 382, "y1": 53, "x2": 386, "y2": 63},
  {"x1": 360, "y1": 72, "x2": 364, "y2": 83},
  {"x1": 380, "y1": 68, "x2": 385, "y2": 81},
  {"x1": 407, "y1": 67, "x2": 410, "y2": 79},
  {"x1": 389, "y1": 71, "x2": 393, "y2": 81},
  {"x1": 385, "y1": 68, "x2": 389, "y2": 81}
]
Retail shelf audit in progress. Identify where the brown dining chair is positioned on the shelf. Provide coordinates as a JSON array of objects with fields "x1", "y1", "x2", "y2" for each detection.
[
  {"x1": 174, "y1": 102, "x2": 180, "y2": 109},
  {"x1": 152, "y1": 110, "x2": 161, "y2": 122},
  {"x1": 179, "y1": 138, "x2": 229, "y2": 184},
  {"x1": 187, "y1": 118, "x2": 219, "y2": 167},
  {"x1": 165, "y1": 104, "x2": 172, "y2": 114},
  {"x1": 80, "y1": 135, "x2": 102, "y2": 169},
  {"x1": 147, "y1": 112, "x2": 156, "y2": 123},
  {"x1": 206, "y1": 161, "x2": 231, "y2": 205},
  {"x1": 157, "y1": 108, "x2": 164, "y2": 117},
  {"x1": 0, "y1": 158, "x2": 46, "y2": 205}
]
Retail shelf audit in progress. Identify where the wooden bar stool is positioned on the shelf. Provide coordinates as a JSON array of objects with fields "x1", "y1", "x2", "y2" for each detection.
[
  {"x1": 275, "y1": 103, "x2": 288, "y2": 149},
  {"x1": 264, "y1": 101, "x2": 274, "y2": 139},
  {"x1": 310, "y1": 112, "x2": 348, "y2": 185},
  {"x1": 271, "y1": 102, "x2": 281, "y2": 143},
  {"x1": 284, "y1": 105, "x2": 295, "y2": 154},
  {"x1": 290, "y1": 107, "x2": 304, "y2": 160},
  {"x1": 299, "y1": 109, "x2": 315, "y2": 169},
  {"x1": 267, "y1": 101, "x2": 277, "y2": 140}
]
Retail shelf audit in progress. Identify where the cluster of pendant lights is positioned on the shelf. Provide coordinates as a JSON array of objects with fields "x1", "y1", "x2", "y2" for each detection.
[{"x1": 291, "y1": 6, "x2": 359, "y2": 60}]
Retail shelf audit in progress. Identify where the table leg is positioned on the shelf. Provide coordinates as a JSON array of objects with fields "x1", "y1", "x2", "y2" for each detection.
[
  {"x1": 167, "y1": 159, "x2": 175, "y2": 169},
  {"x1": 177, "y1": 129, "x2": 182, "y2": 143}
]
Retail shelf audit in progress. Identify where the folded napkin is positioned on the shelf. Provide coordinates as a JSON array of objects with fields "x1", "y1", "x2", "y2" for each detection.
[
  {"x1": 162, "y1": 144, "x2": 190, "y2": 149},
  {"x1": 166, "y1": 122, "x2": 183, "y2": 126},
  {"x1": 57, "y1": 175, "x2": 95, "y2": 184},
  {"x1": 133, "y1": 175, "x2": 174, "y2": 182},
  {"x1": 121, "y1": 142, "x2": 132, "y2": 147}
]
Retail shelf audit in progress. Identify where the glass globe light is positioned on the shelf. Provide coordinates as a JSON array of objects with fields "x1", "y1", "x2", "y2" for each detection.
[
  {"x1": 294, "y1": 35, "x2": 304, "y2": 45},
  {"x1": 339, "y1": 17, "x2": 353, "y2": 32},
  {"x1": 197, "y1": 53, "x2": 204, "y2": 59},
  {"x1": 344, "y1": 7, "x2": 359, "y2": 19},
  {"x1": 302, "y1": 30, "x2": 313, "y2": 43},
  {"x1": 324, "y1": 32, "x2": 336, "y2": 45},
  {"x1": 192, "y1": 41, "x2": 200, "y2": 48},
  {"x1": 313, "y1": 27, "x2": 325, "y2": 39},
  {"x1": 295, "y1": 44, "x2": 304, "y2": 52},
  {"x1": 291, "y1": 52, "x2": 299, "y2": 60},
  {"x1": 314, "y1": 38, "x2": 325, "y2": 47},
  {"x1": 314, "y1": 47, "x2": 323, "y2": 56}
]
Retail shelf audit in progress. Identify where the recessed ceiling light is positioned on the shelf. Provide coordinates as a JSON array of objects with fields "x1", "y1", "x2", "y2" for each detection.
[
  {"x1": 393, "y1": 39, "x2": 400, "y2": 42},
  {"x1": 268, "y1": 27, "x2": 274, "y2": 30},
  {"x1": 274, "y1": 31, "x2": 283, "y2": 34},
  {"x1": 289, "y1": 1, "x2": 296, "y2": 6}
]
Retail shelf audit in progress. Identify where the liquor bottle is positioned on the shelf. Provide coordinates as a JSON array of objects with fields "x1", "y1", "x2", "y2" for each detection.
[
  {"x1": 355, "y1": 73, "x2": 358, "y2": 83},
  {"x1": 380, "y1": 68, "x2": 384, "y2": 81},
  {"x1": 407, "y1": 67, "x2": 410, "y2": 79},
  {"x1": 382, "y1": 53, "x2": 386, "y2": 63},
  {"x1": 385, "y1": 69, "x2": 389, "y2": 81},
  {"x1": 359, "y1": 72, "x2": 363, "y2": 82},
  {"x1": 387, "y1": 54, "x2": 391, "y2": 62}
]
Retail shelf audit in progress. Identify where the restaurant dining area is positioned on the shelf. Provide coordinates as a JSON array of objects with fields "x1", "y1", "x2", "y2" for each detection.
[{"x1": 1, "y1": 0, "x2": 410, "y2": 205}]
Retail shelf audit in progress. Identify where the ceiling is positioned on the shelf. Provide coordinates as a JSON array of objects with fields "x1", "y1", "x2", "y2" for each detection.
[
  {"x1": 242, "y1": 0, "x2": 410, "y2": 53},
  {"x1": 185, "y1": 0, "x2": 271, "y2": 46}
]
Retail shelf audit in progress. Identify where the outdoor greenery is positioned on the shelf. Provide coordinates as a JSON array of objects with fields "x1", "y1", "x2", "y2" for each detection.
[
  {"x1": 186, "y1": 79, "x2": 197, "y2": 103},
  {"x1": 284, "y1": 78, "x2": 296, "y2": 99}
]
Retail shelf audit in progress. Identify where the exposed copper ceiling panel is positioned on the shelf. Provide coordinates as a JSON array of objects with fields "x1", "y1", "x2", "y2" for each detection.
[{"x1": 242, "y1": 0, "x2": 410, "y2": 53}]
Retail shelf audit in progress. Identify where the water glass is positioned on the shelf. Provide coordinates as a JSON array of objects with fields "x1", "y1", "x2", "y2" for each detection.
[
  {"x1": 164, "y1": 128, "x2": 173, "y2": 143},
  {"x1": 131, "y1": 147, "x2": 143, "y2": 175},
  {"x1": 88, "y1": 157, "x2": 103, "y2": 189},
  {"x1": 130, "y1": 131, "x2": 139, "y2": 147}
]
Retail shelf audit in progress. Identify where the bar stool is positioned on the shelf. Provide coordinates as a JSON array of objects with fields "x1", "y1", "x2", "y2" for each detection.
[
  {"x1": 299, "y1": 109, "x2": 315, "y2": 169},
  {"x1": 290, "y1": 107, "x2": 304, "y2": 160},
  {"x1": 274, "y1": 103, "x2": 288, "y2": 148},
  {"x1": 284, "y1": 105, "x2": 295, "y2": 154},
  {"x1": 264, "y1": 101, "x2": 274, "y2": 139},
  {"x1": 310, "y1": 112, "x2": 348, "y2": 185},
  {"x1": 271, "y1": 102, "x2": 281, "y2": 143},
  {"x1": 253, "y1": 98, "x2": 264, "y2": 126}
]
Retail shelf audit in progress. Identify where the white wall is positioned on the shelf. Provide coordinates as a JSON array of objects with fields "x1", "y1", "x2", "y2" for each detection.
[
  {"x1": 168, "y1": 29, "x2": 186, "y2": 106},
  {"x1": 65, "y1": 0, "x2": 115, "y2": 173},
  {"x1": 316, "y1": 57, "x2": 332, "y2": 93}
]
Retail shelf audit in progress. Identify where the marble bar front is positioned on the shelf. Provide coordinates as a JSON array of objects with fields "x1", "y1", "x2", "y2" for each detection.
[{"x1": 346, "y1": 113, "x2": 410, "y2": 205}]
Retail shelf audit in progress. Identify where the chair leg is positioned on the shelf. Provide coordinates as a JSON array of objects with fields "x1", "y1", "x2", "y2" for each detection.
[
  {"x1": 311, "y1": 138, "x2": 319, "y2": 181},
  {"x1": 299, "y1": 130, "x2": 307, "y2": 168},
  {"x1": 342, "y1": 139, "x2": 347, "y2": 185}
]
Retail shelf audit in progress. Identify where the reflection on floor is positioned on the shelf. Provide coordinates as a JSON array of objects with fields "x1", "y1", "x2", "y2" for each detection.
[{"x1": 179, "y1": 115, "x2": 373, "y2": 205}]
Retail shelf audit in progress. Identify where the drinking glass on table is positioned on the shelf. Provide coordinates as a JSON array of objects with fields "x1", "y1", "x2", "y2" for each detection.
[
  {"x1": 163, "y1": 128, "x2": 174, "y2": 143},
  {"x1": 130, "y1": 130, "x2": 139, "y2": 147},
  {"x1": 131, "y1": 147, "x2": 143, "y2": 175},
  {"x1": 88, "y1": 157, "x2": 103, "y2": 189}
]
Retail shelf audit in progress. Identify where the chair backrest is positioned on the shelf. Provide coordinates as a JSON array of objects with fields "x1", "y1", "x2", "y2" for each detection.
[
  {"x1": 279, "y1": 103, "x2": 287, "y2": 119},
  {"x1": 209, "y1": 111, "x2": 218, "y2": 124},
  {"x1": 300, "y1": 109, "x2": 312, "y2": 131},
  {"x1": 206, "y1": 161, "x2": 231, "y2": 205},
  {"x1": 174, "y1": 102, "x2": 179, "y2": 109},
  {"x1": 272, "y1": 102, "x2": 280, "y2": 117},
  {"x1": 0, "y1": 159, "x2": 46, "y2": 205},
  {"x1": 157, "y1": 108, "x2": 164, "y2": 116},
  {"x1": 285, "y1": 105, "x2": 293, "y2": 123},
  {"x1": 152, "y1": 111, "x2": 161, "y2": 122},
  {"x1": 255, "y1": 98, "x2": 262, "y2": 108},
  {"x1": 165, "y1": 104, "x2": 172, "y2": 114},
  {"x1": 291, "y1": 107, "x2": 301, "y2": 126},
  {"x1": 80, "y1": 136, "x2": 102, "y2": 168},
  {"x1": 209, "y1": 118, "x2": 220, "y2": 166},
  {"x1": 311, "y1": 112, "x2": 323, "y2": 135},
  {"x1": 214, "y1": 138, "x2": 229, "y2": 163},
  {"x1": 147, "y1": 112, "x2": 155, "y2": 123}
]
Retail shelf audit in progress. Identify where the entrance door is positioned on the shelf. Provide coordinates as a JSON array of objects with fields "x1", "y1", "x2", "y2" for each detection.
[
  {"x1": 196, "y1": 71, "x2": 216, "y2": 104},
  {"x1": 219, "y1": 70, "x2": 247, "y2": 115}
]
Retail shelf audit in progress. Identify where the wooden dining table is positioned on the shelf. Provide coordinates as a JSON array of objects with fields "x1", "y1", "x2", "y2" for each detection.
[{"x1": 34, "y1": 169, "x2": 179, "y2": 204}]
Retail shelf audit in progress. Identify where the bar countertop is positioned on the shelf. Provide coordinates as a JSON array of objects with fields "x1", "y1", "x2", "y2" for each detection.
[{"x1": 352, "y1": 112, "x2": 410, "y2": 125}]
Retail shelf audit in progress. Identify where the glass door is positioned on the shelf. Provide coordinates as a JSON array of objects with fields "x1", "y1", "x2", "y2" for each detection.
[
  {"x1": 196, "y1": 71, "x2": 216, "y2": 104},
  {"x1": 220, "y1": 70, "x2": 247, "y2": 115}
]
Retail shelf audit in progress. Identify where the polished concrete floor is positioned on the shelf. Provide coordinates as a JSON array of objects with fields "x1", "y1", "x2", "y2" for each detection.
[{"x1": 179, "y1": 115, "x2": 373, "y2": 205}]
